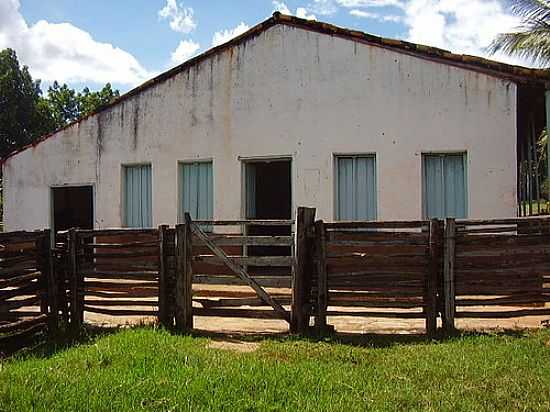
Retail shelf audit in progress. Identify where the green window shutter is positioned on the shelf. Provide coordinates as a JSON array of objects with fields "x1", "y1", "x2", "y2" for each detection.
[
  {"x1": 180, "y1": 162, "x2": 213, "y2": 222},
  {"x1": 336, "y1": 156, "x2": 377, "y2": 221},
  {"x1": 123, "y1": 164, "x2": 152, "y2": 228},
  {"x1": 423, "y1": 154, "x2": 467, "y2": 219}
]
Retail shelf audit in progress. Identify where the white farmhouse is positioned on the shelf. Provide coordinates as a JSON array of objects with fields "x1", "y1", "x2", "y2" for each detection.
[{"x1": 2, "y1": 13, "x2": 549, "y2": 232}]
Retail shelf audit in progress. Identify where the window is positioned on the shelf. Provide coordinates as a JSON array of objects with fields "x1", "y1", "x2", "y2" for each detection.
[
  {"x1": 123, "y1": 164, "x2": 152, "y2": 228},
  {"x1": 423, "y1": 153, "x2": 467, "y2": 219},
  {"x1": 179, "y1": 161, "x2": 213, "y2": 222},
  {"x1": 335, "y1": 155, "x2": 377, "y2": 221}
]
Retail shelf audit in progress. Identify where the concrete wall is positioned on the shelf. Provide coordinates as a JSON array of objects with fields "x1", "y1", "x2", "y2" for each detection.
[{"x1": 2, "y1": 24, "x2": 517, "y2": 231}]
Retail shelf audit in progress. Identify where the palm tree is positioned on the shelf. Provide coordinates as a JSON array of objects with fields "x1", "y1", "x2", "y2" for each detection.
[{"x1": 489, "y1": 0, "x2": 550, "y2": 66}]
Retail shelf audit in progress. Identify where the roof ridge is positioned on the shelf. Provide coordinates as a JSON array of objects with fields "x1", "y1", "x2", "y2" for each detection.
[{"x1": 3, "y1": 12, "x2": 549, "y2": 163}]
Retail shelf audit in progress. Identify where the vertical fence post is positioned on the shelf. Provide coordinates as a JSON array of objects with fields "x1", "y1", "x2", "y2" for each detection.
[
  {"x1": 426, "y1": 219, "x2": 441, "y2": 338},
  {"x1": 443, "y1": 218, "x2": 456, "y2": 332},
  {"x1": 291, "y1": 207, "x2": 316, "y2": 334},
  {"x1": 37, "y1": 231, "x2": 49, "y2": 318},
  {"x1": 313, "y1": 220, "x2": 329, "y2": 334},
  {"x1": 175, "y1": 216, "x2": 193, "y2": 332},
  {"x1": 158, "y1": 225, "x2": 170, "y2": 328},
  {"x1": 69, "y1": 228, "x2": 83, "y2": 330},
  {"x1": 41, "y1": 229, "x2": 58, "y2": 334},
  {"x1": 183, "y1": 214, "x2": 194, "y2": 329}
]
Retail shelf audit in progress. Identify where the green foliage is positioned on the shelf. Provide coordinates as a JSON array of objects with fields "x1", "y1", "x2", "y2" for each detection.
[
  {"x1": 0, "y1": 328, "x2": 549, "y2": 411},
  {"x1": 0, "y1": 49, "x2": 53, "y2": 158},
  {"x1": 46, "y1": 81, "x2": 120, "y2": 130},
  {"x1": 489, "y1": 0, "x2": 550, "y2": 66},
  {"x1": 0, "y1": 48, "x2": 119, "y2": 158}
]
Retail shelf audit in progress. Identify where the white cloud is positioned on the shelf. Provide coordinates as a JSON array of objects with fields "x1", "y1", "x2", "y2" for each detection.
[
  {"x1": 328, "y1": 0, "x2": 533, "y2": 66},
  {"x1": 273, "y1": 2, "x2": 317, "y2": 20},
  {"x1": 338, "y1": 0, "x2": 404, "y2": 7},
  {"x1": 402, "y1": 0, "x2": 525, "y2": 65},
  {"x1": 212, "y1": 22, "x2": 250, "y2": 47},
  {"x1": 0, "y1": 0, "x2": 151, "y2": 86},
  {"x1": 296, "y1": 7, "x2": 317, "y2": 20},
  {"x1": 171, "y1": 39, "x2": 200, "y2": 64},
  {"x1": 350, "y1": 8, "x2": 402, "y2": 22},
  {"x1": 158, "y1": 0, "x2": 197, "y2": 34},
  {"x1": 309, "y1": 0, "x2": 339, "y2": 15}
]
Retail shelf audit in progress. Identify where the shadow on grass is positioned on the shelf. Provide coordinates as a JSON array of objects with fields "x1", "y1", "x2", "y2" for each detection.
[
  {"x1": 186, "y1": 325, "x2": 538, "y2": 349},
  {"x1": 3, "y1": 322, "x2": 543, "y2": 360}
]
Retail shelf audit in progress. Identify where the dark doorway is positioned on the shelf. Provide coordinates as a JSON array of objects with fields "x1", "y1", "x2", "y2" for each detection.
[
  {"x1": 52, "y1": 186, "x2": 94, "y2": 233},
  {"x1": 245, "y1": 159, "x2": 292, "y2": 262}
]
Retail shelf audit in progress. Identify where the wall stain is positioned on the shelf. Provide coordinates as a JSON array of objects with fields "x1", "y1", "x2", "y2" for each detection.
[
  {"x1": 208, "y1": 59, "x2": 215, "y2": 122},
  {"x1": 96, "y1": 112, "x2": 104, "y2": 184},
  {"x1": 190, "y1": 65, "x2": 199, "y2": 127},
  {"x1": 133, "y1": 98, "x2": 140, "y2": 150}
]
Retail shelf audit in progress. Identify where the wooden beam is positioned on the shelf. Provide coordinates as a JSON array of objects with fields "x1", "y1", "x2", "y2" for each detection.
[
  {"x1": 443, "y1": 218, "x2": 456, "y2": 332},
  {"x1": 291, "y1": 207, "x2": 316, "y2": 333},
  {"x1": 158, "y1": 225, "x2": 170, "y2": 328},
  {"x1": 190, "y1": 220, "x2": 290, "y2": 323},
  {"x1": 314, "y1": 220, "x2": 329, "y2": 333},
  {"x1": 425, "y1": 219, "x2": 440, "y2": 337},
  {"x1": 183, "y1": 214, "x2": 194, "y2": 329}
]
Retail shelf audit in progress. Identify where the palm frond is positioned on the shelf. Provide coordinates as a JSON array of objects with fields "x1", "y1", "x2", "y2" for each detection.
[
  {"x1": 508, "y1": 0, "x2": 550, "y2": 22},
  {"x1": 489, "y1": 0, "x2": 550, "y2": 65},
  {"x1": 489, "y1": 26, "x2": 550, "y2": 65}
]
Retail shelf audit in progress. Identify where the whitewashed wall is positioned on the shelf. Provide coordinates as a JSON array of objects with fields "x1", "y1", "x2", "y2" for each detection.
[{"x1": 2, "y1": 24, "x2": 517, "y2": 231}]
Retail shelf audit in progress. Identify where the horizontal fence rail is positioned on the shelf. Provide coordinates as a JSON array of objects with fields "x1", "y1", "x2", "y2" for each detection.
[
  {"x1": 3, "y1": 209, "x2": 550, "y2": 353},
  {"x1": 181, "y1": 215, "x2": 295, "y2": 329},
  {"x1": 69, "y1": 228, "x2": 162, "y2": 329},
  {"x1": 443, "y1": 217, "x2": 550, "y2": 329},
  {"x1": 0, "y1": 231, "x2": 53, "y2": 350},
  {"x1": 313, "y1": 219, "x2": 441, "y2": 336}
]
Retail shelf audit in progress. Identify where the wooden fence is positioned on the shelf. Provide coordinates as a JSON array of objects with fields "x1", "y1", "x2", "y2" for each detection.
[
  {"x1": 442, "y1": 217, "x2": 550, "y2": 329},
  {"x1": 0, "y1": 231, "x2": 54, "y2": 349},
  {"x1": 68, "y1": 228, "x2": 163, "y2": 329},
  {"x1": 311, "y1": 219, "x2": 441, "y2": 336},
  {"x1": 3, "y1": 210, "x2": 550, "y2": 351},
  {"x1": 179, "y1": 215, "x2": 295, "y2": 330}
]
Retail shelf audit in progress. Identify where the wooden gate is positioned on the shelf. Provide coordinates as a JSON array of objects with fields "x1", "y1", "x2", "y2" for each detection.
[{"x1": 174, "y1": 214, "x2": 295, "y2": 330}]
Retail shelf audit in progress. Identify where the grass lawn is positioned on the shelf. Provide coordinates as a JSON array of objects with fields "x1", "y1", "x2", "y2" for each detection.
[{"x1": 1, "y1": 328, "x2": 549, "y2": 412}]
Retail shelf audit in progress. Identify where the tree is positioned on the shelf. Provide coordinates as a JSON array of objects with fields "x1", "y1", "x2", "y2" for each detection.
[
  {"x1": 489, "y1": 0, "x2": 550, "y2": 66},
  {"x1": 46, "y1": 81, "x2": 120, "y2": 129},
  {"x1": 0, "y1": 48, "x2": 120, "y2": 157},
  {"x1": 0, "y1": 49, "x2": 53, "y2": 157}
]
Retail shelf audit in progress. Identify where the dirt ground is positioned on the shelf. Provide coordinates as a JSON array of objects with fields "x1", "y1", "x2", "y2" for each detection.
[{"x1": 84, "y1": 285, "x2": 550, "y2": 335}]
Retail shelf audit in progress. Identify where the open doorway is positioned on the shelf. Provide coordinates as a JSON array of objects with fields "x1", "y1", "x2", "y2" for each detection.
[
  {"x1": 244, "y1": 159, "x2": 292, "y2": 263},
  {"x1": 52, "y1": 186, "x2": 94, "y2": 233}
]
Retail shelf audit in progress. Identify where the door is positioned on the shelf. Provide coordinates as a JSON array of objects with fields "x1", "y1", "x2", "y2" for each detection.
[{"x1": 52, "y1": 186, "x2": 94, "y2": 233}]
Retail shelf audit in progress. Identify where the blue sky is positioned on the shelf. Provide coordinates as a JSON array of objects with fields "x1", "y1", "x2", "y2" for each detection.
[{"x1": 1, "y1": 0, "x2": 525, "y2": 94}]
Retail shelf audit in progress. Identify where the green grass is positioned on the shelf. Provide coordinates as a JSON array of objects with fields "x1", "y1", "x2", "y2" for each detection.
[{"x1": 1, "y1": 328, "x2": 549, "y2": 412}]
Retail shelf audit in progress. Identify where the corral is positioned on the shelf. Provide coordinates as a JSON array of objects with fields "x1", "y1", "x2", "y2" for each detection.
[{"x1": 1, "y1": 209, "x2": 549, "y2": 351}]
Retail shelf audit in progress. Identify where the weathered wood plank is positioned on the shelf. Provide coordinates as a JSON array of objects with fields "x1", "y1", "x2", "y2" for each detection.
[
  {"x1": 192, "y1": 276, "x2": 291, "y2": 289},
  {"x1": 325, "y1": 310, "x2": 425, "y2": 318},
  {"x1": 193, "y1": 255, "x2": 293, "y2": 267},
  {"x1": 195, "y1": 235, "x2": 294, "y2": 246},
  {"x1": 325, "y1": 221, "x2": 429, "y2": 229},
  {"x1": 455, "y1": 308, "x2": 550, "y2": 318},
  {"x1": 83, "y1": 306, "x2": 158, "y2": 316},
  {"x1": 190, "y1": 221, "x2": 290, "y2": 323},
  {"x1": 0, "y1": 315, "x2": 47, "y2": 334},
  {"x1": 443, "y1": 218, "x2": 456, "y2": 331},
  {"x1": 193, "y1": 307, "x2": 287, "y2": 319},
  {"x1": 84, "y1": 299, "x2": 158, "y2": 307}
]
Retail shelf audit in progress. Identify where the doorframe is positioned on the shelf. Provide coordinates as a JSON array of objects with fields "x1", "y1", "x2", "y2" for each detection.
[
  {"x1": 50, "y1": 182, "x2": 96, "y2": 245},
  {"x1": 238, "y1": 155, "x2": 294, "y2": 221}
]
